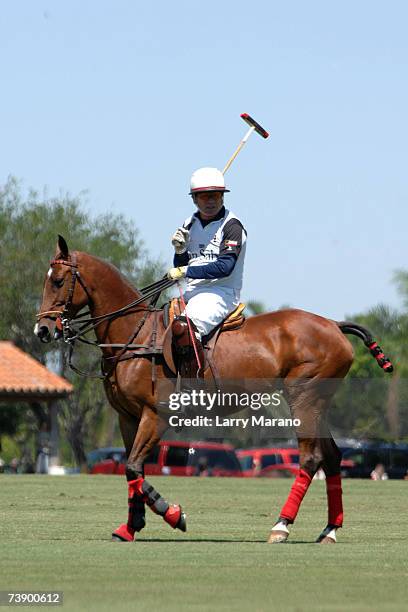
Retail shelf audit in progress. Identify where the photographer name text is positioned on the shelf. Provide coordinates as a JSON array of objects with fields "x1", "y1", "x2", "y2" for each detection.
[{"x1": 168, "y1": 415, "x2": 301, "y2": 429}]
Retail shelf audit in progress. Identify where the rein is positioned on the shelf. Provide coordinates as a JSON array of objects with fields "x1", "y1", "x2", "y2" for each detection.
[{"x1": 37, "y1": 254, "x2": 175, "y2": 379}]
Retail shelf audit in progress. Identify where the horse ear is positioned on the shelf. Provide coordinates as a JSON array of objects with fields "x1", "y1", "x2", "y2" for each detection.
[{"x1": 56, "y1": 235, "x2": 69, "y2": 259}]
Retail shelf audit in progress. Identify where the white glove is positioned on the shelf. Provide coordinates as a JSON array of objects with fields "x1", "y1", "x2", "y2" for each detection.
[
  {"x1": 171, "y1": 227, "x2": 190, "y2": 254},
  {"x1": 167, "y1": 266, "x2": 187, "y2": 280}
]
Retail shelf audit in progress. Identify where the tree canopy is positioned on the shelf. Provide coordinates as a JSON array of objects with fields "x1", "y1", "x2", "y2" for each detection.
[
  {"x1": 0, "y1": 176, "x2": 163, "y2": 465},
  {"x1": 1, "y1": 175, "x2": 407, "y2": 464},
  {"x1": 0, "y1": 176, "x2": 161, "y2": 360}
]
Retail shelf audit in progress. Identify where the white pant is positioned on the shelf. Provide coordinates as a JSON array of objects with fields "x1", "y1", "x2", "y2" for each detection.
[{"x1": 182, "y1": 287, "x2": 240, "y2": 336}]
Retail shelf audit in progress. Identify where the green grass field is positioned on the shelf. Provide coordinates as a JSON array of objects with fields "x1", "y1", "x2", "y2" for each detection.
[{"x1": 0, "y1": 476, "x2": 407, "y2": 611}]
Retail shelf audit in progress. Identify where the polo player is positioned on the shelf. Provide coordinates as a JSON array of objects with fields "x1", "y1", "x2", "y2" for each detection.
[{"x1": 167, "y1": 167, "x2": 247, "y2": 378}]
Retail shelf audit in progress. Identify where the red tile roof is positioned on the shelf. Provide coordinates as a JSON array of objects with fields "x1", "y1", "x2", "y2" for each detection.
[{"x1": 0, "y1": 341, "x2": 73, "y2": 399}]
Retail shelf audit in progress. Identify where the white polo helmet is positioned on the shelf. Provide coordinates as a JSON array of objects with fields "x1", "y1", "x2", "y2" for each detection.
[{"x1": 189, "y1": 167, "x2": 230, "y2": 195}]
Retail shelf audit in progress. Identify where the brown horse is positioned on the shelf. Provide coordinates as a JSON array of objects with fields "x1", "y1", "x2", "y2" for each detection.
[{"x1": 35, "y1": 236, "x2": 393, "y2": 544}]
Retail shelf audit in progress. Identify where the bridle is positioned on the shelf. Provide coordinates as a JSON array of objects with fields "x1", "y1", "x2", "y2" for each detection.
[
  {"x1": 36, "y1": 252, "x2": 92, "y2": 327},
  {"x1": 36, "y1": 252, "x2": 175, "y2": 378}
]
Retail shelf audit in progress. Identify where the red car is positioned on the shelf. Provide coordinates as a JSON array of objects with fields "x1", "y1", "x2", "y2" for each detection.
[
  {"x1": 237, "y1": 447, "x2": 299, "y2": 477},
  {"x1": 88, "y1": 440, "x2": 242, "y2": 477},
  {"x1": 237, "y1": 447, "x2": 355, "y2": 478}
]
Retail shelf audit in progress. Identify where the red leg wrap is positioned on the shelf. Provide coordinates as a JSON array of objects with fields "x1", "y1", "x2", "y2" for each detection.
[
  {"x1": 130, "y1": 477, "x2": 165, "y2": 514},
  {"x1": 124, "y1": 478, "x2": 146, "y2": 534},
  {"x1": 112, "y1": 479, "x2": 148, "y2": 540},
  {"x1": 127, "y1": 477, "x2": 184, "y2": 530},
  {"x1": 128, "y1": 478, "x2": 144, "y2": 497},
  {"x1": 280, "y1": 469, "x2": 313, "y2": 523},
  {"x1": 164, "y1": 505, "x2": 182, "y2": 528},
  {"x1": 112, "y1": 523, "x2": 135, "y2": 542},
  {"x1": 131, "y1": 477, "x2": 174, "y2": 518},
  {"x1": 326, "y1": 474, "x2": 343, "y2": 527}
]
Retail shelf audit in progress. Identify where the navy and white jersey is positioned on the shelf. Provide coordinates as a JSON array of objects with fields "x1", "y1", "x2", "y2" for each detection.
[{"x1": 178, "y1": 206, "x2": 247, "y2": 292}]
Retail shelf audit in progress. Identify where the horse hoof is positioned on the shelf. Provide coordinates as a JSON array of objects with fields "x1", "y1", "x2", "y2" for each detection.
[
  {"x1": 317, "y1": 536, "x2": 336, "y2": 544},
  {"x1": 112, "y1": 534, "x2": 129, "y2": 542},
  {"x1": 112, "y1": 523, "x2": 135, "y2": 542},
  {"x1": 176, "y1": 511, "x2": 187, "y2": 532},
  {"x1": 267, "y1": 530, "x2": 289, "y2": 544},
  {"x1": 164, "y1": 505, "x2": 187, "y2": 532},
  {"x1": 316, "y1": 525, "x2": 337, "y2": 544}
]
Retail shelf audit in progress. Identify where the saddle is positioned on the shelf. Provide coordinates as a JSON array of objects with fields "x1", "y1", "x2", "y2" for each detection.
[
  {"x1": 164, "y1": 298, "x2": 245, "y2": 333},
  {"x1": 162, "y1": 299, "x2": 246, "y2": 376},
  {"x1": 107, "y1": 299, "x2": 246, "y2": 384}
]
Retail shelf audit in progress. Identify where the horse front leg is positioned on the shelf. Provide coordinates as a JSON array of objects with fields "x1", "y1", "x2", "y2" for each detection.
[
  {"x1": 112, "y1": 411, "x2": 147, "y2": 542},
  {"x1": 113, "y1": 406, "x2": 186, "y2": 542}
]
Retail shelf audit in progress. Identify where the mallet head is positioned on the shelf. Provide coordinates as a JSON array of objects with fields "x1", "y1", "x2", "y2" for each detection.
[
  {"x1": 240, "y1": 113, "x2": 269, "y2": 139},
  {"x1": 222, "y1": 112, "x2": 270, "y2": 174}
]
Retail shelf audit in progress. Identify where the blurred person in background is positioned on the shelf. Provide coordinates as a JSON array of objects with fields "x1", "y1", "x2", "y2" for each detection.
[{"x1": 370, "y1": 463, "x2": 388, "y2": 480}]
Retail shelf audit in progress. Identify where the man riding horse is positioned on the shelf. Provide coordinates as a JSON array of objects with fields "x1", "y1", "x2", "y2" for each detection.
[
  {"x1": 167, "y1": 167, "x2": 247, "y2": 379},
  {"x1": 34, "y1": 170, "x2": 393, "y2": 543}
]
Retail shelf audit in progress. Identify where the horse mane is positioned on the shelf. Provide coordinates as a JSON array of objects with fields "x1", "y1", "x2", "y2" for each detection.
[{"x1": 77, "y1": 251, "x2": 143, "y2": 299}]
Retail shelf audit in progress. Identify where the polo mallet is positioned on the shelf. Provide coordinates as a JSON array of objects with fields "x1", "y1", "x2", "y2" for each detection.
[{"x1": 222, "y1": 113, "x2": 269, "y2": 174}]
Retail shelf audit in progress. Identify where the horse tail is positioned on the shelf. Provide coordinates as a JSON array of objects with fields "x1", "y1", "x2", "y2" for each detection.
[{"x1": 337, "y1": 322, "x2": 394, "y2": 373}]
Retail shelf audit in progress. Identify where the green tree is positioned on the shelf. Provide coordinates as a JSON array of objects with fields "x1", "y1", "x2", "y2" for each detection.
[
  {"x1": 330, "y1": 304, "x2": 408, "y2": 440},
  {"x1": 393, "y1": 270, "x2": 408, "y2": 310},
  {"x1": 246, "y1": 300, "x2": 266, "y2": 315},
  {"x1": 0, "y1": 176, "x2": 164, "y2": 466},
  {"x1": 0, "y1": 176, "x2": 160, "y2": 359}
]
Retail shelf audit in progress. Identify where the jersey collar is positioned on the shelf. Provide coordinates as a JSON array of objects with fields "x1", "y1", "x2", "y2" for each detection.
[{"x1": 194, "y1": 206, "x2": 226, "y2": 227}]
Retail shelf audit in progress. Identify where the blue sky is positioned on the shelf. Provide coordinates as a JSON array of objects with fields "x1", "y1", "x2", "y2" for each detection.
[{"x1": 1, "y1": 1, "x2": 407, "y2": 319}]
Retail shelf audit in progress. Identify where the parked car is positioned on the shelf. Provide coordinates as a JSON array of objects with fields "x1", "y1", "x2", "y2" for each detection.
[
  {"x1": 87, "y1": 447, "x2": 127, "y2": 474},
  {"x1": 236, "y1": 447, "x2": 299, "y2": 477},
  {"x1": 236, "y1": 446, "x2": 358, "y2": 478},
  {"x1": 340, "y1": 444, "x2": 408, "y2": 479},
  {"x1": 88, "y1": 441, "x2": 242, "y2": 477}
]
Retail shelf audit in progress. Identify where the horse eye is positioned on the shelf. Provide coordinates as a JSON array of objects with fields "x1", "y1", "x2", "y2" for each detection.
[{"x1": 53, "y1": 278, "x2": 64, "y2": 288}]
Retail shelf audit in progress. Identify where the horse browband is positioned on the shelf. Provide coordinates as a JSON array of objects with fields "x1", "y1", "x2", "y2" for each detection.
[{"x1": 50, "y1": 258, "x2": 78, "y2": 267}]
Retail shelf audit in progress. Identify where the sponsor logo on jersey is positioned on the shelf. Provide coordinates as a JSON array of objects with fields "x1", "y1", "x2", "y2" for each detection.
[{"x1": 189, "y1": 250, "x2": 217, "y2": 261}]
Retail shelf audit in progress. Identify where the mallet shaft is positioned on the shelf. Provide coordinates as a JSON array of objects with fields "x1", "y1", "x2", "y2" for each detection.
[{"x1": 222, "y1": 126, "x2": 255, "y2": 175}]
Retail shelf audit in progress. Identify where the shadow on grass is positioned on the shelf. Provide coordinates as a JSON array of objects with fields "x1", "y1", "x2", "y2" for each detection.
[
  {"x1": 40, "y1": 536, "x2": 348, "y2": 544},
  {"x1": 118, "y1": 537, "x2": 351, "y2": 544},
  {"x1": 112, "y1": 537, "x2": 321, "y2": 544},
  {"x1": 120, "y1": 538, "x2": 266, "y2": 543}
]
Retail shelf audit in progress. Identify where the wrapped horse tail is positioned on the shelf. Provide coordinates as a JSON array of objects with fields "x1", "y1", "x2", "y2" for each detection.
[{"x1": 338, "y1": 322, "x2": 393, "y2": 373}]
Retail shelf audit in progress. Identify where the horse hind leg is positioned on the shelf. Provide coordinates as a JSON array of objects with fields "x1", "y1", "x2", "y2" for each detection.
[
  {"x1": 268, "y1": 388, "x2": 327, "y2": 544},
  {"x1": 268, "y1": 436, "x2": 323, "y2": 543},
  {"x1": 315, "y1": 433, "x2": 343, "y2": 544}
]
